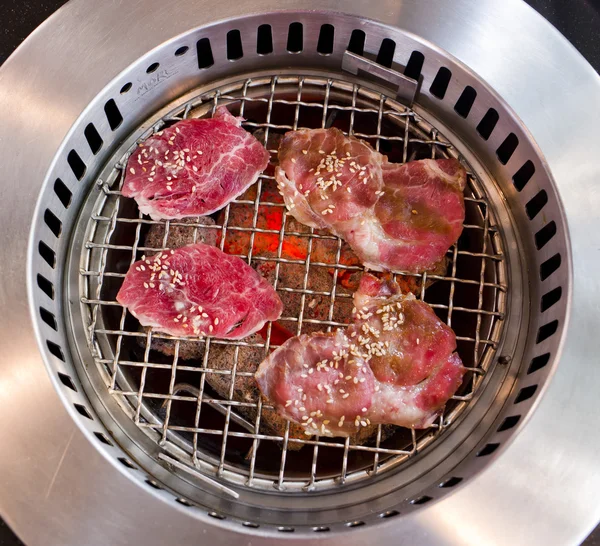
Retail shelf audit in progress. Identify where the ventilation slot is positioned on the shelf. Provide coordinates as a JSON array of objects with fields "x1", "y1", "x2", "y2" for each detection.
[
  {"x1": 346, "y1": 521, "x2": 365, "y2": 528},
  {"x1": 287, "y1": 22, "x2": 303, "y2": 53},
  {"x1": 94, "y1": 432, "x2": 113, "y2": 446},
  {"x1": 84, "y1": 123, "x2": 103, "y2": 155},
  {"x1": 476, "y1": 443, "x2": 500, "y2": 457},
  {"x1": 376, "y1": 38, "x2": 396, "y2": 67},
  {"x1": 439, "y1": 477, "x2": 463, "y2": 488},
  {"x1": 528, "y1": 353, "x2": 551, "y2": 374},
  {"x1": 312, "y1": 526, "x2": 330, "y2": 533},
  {"x1": 54, "y1": 178, "x2": 72, "y2": 208},
  {"x1": 145, "y1": 479, "x2": 162, "y2": 489},
  {"x1": 58, "y1": 372, "x2": 77, "y2": 391},
  {"x1": 196, "y1": 38, "x2": 214, "y2": 69},
  {"x1": 496, "y1": 133, "x2": 519, "y2": 164},
  {"x1": 476, "y1": 108, "x2": 499, "y2": 140},
  {"x1": 497, "y1": 415, "x2": 521, "y2": 431},
  {"x1": 67, "y1": 150, "x2": 86, "y2": 180},
  {"x1": 208, "y1": 512, "x2": 225, "y2": 520},
  {"x1": 347, "y1": 29, "x2": 365, "y2": 55},
  {"x1": 379, "y1": 510, "x2": 400, "y2": 519},
  {"x1": 39, "y1": 307, "x2": 57, "y2": 330},
  {"x1": 37, "y1": 274, "x2": 54, "y2": 299},
  {"x1": 38, "y1": 241, "x2": 56, "y2": 268},
  {"x1": 540, "y1": 253, "x2": 561, "y2": 281},
  {"x1": 537, "y1": 320, "x2": 558, "y2": 343},
  {"x1": 46, "y1": 340, "x2": 64, "y2": 361},
  {"x1": 175, "y1": 45, "x2": 189, "y2": 56},
  {"x1": 430, "y1": 67, "x2": 452, "y2": 99},
  {"x1": 226, "y1": 30, "x2": 243, "y2": 61},
  {"x1": 411, "y1": 495, "x2": 433, "y2": 505},
  {"x1": 454, "y1": 86, "x2": 477, "y2": 118},
  {"x1": 535, "y1": 221, "x2": 556, "y2": 249},
  {"x1": 317, "y1": 24, "x2": 335, "y2": 55},
  {"x1": 541, "y1": 287, "x2": 562, "y2": 312},
  {"x1": 74, "y1": 403, "x2": 93, "y2": 419},
  {"x1": 44, "y1": 209, "x2": 62, "y2": 238},
  {"x1": 404, "y1": 51, "x2": 424, "y2": 80},
  {"x1": 513, "y1": 160, "x2": 535, "y2": 191},
  {"x1": 256, "y1": 24, "x2": 273, "y2": 55},
  {"x1": 242, "y1": 522, "x2": 260, "y2": 529},
  {"x1": 526, "y1": 190, "x2": 548, "y2": 220},
  {"x1": 146, "y1": 62, "x2": 159, "y2": 74},
  {"x1": 104, "y1": 99, "x2": 123, "y2": 131},
  {"x1": 120, "y1": 82, "x2": 132, "y2": 94},
  {"x1": 177, "y1": 498, "x2": 193, "y2": 507},
  {"x1": 278, "y1": 527, "x2": 295, "y2": 533},
  {"x1": 118, "y1": 457, "x2": 137, "y2": 469},
  {"x1": 516, "y1": 384, "x2": 537, "y2": 403}
]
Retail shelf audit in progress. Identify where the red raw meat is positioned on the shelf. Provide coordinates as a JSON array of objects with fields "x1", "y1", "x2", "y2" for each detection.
[
  {"x1": 366, "y1": 160, "x2": 466, "y2": 272},
  {"x1": 255, "y1": 330, "x2": 377, "y2": 437},
  {"x1": 349, "y1": 274, "x2": 465, "y2": 428},
  {"x1": 116, "y1": 243, "x2": 283, "y2": 339},
  {"x1": 255, "y1": 274, "x2": 465, "y2": 436},
  {"x1": 276, "y1": 127, "x2": 384, "y2": 229},
  {"x1": 276, "y1": 128, "x2": 466, "y2": 273},
  {"x1": 122, "y1": 107, "x2": 269, "y2": 220}
]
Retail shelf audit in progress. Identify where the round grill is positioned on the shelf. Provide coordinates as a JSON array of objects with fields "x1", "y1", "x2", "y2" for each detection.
[
  {"x1": 23, "y1": 7, "x2": 573, "y2": 534},
  {"x1": 75, "y1": 74, "x2": 507, "y2": 491}
]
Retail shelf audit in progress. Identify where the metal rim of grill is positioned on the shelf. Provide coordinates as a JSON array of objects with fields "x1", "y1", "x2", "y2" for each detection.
[{"x1": 74, "y1": 74, "x2": 507, "y2": 491}]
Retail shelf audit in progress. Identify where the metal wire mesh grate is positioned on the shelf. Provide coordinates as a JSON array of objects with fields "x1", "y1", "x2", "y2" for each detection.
[{"x1": 80, "y1": 75, "x2": 507, "y2": 491}]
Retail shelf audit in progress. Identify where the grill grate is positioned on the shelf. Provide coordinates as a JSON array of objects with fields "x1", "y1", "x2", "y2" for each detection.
[{"x1": 80, "y1": 75, "x2": 507, "y2": 491}]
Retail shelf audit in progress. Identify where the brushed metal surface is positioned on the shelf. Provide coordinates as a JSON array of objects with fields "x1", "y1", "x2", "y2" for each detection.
[{"x1": 0, "y1": 0, "x2": 598, "y2": 545}]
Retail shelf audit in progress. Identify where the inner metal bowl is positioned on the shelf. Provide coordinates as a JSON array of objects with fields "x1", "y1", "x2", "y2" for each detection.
[{"x1": 74, "y1": 75, "x2": 507, "y2": 491}]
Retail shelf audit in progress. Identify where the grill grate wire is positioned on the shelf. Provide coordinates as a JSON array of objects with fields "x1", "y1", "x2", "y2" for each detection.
[{"x1": 80, "y1": 75, "x2": 507, "y2": 491}]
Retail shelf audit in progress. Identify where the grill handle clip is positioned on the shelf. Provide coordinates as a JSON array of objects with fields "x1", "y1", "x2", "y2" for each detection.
[{"x1": 342, "y1": 50, "x2": 419, "y2": 106}]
